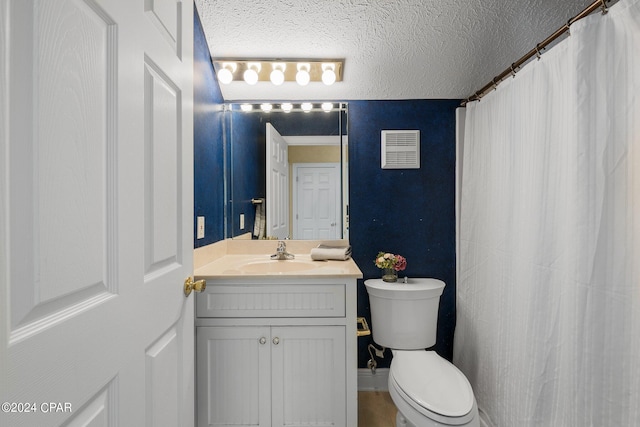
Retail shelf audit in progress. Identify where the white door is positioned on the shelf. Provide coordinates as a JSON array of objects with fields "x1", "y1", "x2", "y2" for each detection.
[
  {"x1": 1, "y1": 1, "x2": 195, "y2": 426},
  {"x1": 293, "y1": 164, "x2": 341, "y2": 239},
  {"x1": 266, "y1": 123, "x2": 289, "y2": 239}
]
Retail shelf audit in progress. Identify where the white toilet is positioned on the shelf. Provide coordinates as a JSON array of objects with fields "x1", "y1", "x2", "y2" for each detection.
[{"x1": 365, "y1": 278, "x2": 479, "y2": 427}]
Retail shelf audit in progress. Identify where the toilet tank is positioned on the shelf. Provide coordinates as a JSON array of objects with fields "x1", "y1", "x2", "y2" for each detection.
[{"x1": 365, "y1": 278, "x2": 445, "y2": 350}]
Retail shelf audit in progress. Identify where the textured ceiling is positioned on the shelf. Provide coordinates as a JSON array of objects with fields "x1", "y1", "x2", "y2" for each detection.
[{"x1": 194, "y1": 0, "x2": 592, "y2": 101}]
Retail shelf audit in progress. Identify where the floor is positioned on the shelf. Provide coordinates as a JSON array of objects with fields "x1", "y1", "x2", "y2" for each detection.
[{"x1": 358, "y1": 391, "x2": 397, "y2": 427}]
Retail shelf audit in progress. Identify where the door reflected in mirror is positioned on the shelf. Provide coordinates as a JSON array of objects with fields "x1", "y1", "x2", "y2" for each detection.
[{"x1": 225, "y1": 102, "x2": 348, "y2": 240}]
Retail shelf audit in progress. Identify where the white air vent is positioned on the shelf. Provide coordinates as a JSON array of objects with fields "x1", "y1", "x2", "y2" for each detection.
[{"x1": 381, "y1": 130, "x2": 420, "y2": 169}]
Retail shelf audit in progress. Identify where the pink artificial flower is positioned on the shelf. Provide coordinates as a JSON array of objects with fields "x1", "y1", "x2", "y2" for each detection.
[{"x1": 394, "y1": 255, "x2": 407, "y2": 271}]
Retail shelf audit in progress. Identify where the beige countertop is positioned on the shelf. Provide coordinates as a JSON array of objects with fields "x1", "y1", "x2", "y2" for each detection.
[{"x1": 194, "y1": 239, "x2": 363, "y2": 279}]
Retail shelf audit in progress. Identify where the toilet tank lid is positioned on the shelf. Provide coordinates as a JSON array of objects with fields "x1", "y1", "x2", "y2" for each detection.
[
  {"x1": 391, "y1": 351, "x2": 475, "y2": 418},
  {"x1": 364, "y1": 278, "x2": 445, "y2": 299}
]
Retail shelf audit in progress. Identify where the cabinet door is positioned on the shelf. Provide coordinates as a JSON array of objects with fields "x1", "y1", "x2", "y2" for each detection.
[
  {"x1": 197, "y1": 326, "x2": 271, "y2": 427},
  {"x1": 271, "y1": 326, "x2": 347, "y2": 427}
]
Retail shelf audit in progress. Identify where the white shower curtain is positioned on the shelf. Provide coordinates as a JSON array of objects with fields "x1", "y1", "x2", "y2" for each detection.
[{"x1": 455, "y1": 0, "x2": 640, "y2": 425}]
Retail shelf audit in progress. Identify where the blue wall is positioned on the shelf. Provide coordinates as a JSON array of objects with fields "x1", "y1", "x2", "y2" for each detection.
[
  {"x1": 225, "y1": 111, "x2": 264, "y2": 237},
  {"x1": 193, "y1": 9, "x2": 225, "y2": 247},
  {"x1": 348, "y1": 100, "x2": 459, "y2": 365}
]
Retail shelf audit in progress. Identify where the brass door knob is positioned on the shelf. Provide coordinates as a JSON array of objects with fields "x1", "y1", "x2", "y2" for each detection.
[{"x1": 184, "y1": 277, "x2": 206, "y2": 296}]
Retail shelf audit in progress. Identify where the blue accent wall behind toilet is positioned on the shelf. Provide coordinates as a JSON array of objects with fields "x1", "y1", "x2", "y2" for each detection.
[{"x1": 348, "y1": 100, "x2": 459, "y2": 365}]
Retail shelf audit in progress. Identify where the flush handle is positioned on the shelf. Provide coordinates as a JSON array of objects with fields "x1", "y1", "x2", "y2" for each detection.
[
  {"x1": 357, "y1": 317, "x2": 371, "y2": 337},
  {"x1": 184, "y1": 277, "x2": 206, "y2": 296}
]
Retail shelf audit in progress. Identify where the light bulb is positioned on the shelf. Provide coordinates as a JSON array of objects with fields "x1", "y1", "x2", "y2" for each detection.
[
  {"x1": 281, "y1": 103, "x2": 293, "y2": 113},
  {"x1": 243, "y1": 62, "x2": 261, "y2": 85},
  {"x1": 260, "y1": 103, "x2": 273, "y2": 112},
  {"x1": 321, "y1": 63, "x2": 336, "y2": 85},
  {"x1": 217, "y1": 62, "x2": 237, "y2": 84},
  {"x1": 301, "y1": 102, "x2": 313, "y2": 113},
  {"x1": 270, "y1": 63, "x2": 286, "y2": 86},
  {"x1": 296, "y1": 63, "x2": 310, "y2": 86},
  {"x1": 321, "y1": 102, "x2": 333, "y2": 112},
  {"x1": 218, "y1": 68, "x2": 233, "y2": 84},
  {"x1": 240, "y1": 103, "x2": 253, "y2": 112}
]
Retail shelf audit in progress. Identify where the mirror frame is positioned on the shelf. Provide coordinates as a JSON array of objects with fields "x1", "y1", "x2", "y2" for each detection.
[{"x1": 224, "y1": 102, "x2": 348, "y2": 240}]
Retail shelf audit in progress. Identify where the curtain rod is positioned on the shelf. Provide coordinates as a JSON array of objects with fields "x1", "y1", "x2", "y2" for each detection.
[{"x1": 462, "y1": 0, "x2": 610, "y2": 106}]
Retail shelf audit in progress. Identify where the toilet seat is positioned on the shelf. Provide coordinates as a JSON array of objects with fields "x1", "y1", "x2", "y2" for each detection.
[{"x1": 389, "y1": 351, "x2": 476, "y2": 425}]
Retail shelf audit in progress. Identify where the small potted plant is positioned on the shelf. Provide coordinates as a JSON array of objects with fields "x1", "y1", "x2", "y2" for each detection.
[{"x1": 374, "y1": 252, "x2": 407, "y2": 282}]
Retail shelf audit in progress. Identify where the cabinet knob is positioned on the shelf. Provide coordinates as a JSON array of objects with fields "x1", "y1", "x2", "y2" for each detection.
[
  {"x1": 259, "y1": 337, "x2": 267, "y2": 345},
  {"x1": 272, "y1": 337, "x2": 280, "y2": 345}
]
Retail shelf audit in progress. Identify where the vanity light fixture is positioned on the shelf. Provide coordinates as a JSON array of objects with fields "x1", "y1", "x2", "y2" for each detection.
[
  {"x1": 231, "y1": 102, "x2": 346, "y2": 114},
  {"x1": 243, "y1": 62, "x2": 261, "y2": 85},
  {"x1": 212, "y1": 59, "x2": 344, "y2": 86}
]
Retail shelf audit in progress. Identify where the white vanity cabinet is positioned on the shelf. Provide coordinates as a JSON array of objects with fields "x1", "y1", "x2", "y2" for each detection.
[{"x1": 195, "y1": 277, "x2": 357, "y2": 427}]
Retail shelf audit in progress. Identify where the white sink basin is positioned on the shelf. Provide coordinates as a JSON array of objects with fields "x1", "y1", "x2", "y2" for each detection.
[{"x1": 237, "y1": 259, "x2": 320, "y2": 274}]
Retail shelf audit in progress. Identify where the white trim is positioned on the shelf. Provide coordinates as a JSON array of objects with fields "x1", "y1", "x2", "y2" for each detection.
[
  {"x1": 455, "y1": 108, "x2": 466, "y2": 309},
  {"x1": 283, "y1": 135, "x2": 347, "y2": 146},
  {"x1": 358, "y1": 368, "x2": 389, "y2": 391}
]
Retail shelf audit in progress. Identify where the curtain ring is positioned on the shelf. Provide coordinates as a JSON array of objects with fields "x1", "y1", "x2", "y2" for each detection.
[
  {"x1": 510, "y1": 64, "x2": 517, "y2": 77},
  {"x1": 492, "y1": 77, "x2": 500, "y2": 91},
  {"x1": 600, "y1": 0, "x2": 608, "y2": 14},
  {"x1": 535, "y1": 44, "x2": 543, "y2": 60}
]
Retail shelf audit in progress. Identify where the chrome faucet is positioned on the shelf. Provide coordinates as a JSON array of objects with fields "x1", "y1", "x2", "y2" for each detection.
[{"x1": 271, "y1": 240, "x2": 295, "y2": 260}]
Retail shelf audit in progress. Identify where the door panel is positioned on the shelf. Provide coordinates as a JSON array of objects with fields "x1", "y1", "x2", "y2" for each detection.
[
  {"x1": 146, "y1": 326, "x2": 181, "y2": 426},
  {"x1": 143, "y1": 57, "x2": 183, "y2": 278},
  {"x1": 144, "y1": 0, "x2": 182, "y2": 56},
  {"x1": 266, "y1": 123, "x2": 289, "y2": 239},
  {"x1": 63, "y1": 381, "x2": 116, "y2": 426},
  {"x1": 8, "y1": 0, "x2": 118, "y2": 342},
  {"x1": 1, "y1": 0, "x2": 194, "y2": 426}
]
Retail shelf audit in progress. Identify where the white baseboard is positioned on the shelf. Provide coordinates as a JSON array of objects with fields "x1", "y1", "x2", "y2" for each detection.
[{"x1": 357, "y1": 368, "x2": 389, "y2": 391}]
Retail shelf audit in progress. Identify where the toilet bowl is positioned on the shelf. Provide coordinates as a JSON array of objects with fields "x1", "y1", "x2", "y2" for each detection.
[
  {"x1": 364, "y1": 278, "x2": 479, "y2": 427},
  {"x1": 388, "y1": 350, "x2": 478, "y2": 427}
]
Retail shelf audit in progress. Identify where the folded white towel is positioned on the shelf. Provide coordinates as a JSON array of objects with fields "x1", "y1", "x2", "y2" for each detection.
[{"x1": 310, "y1": 244, "x2": 352, "y2": 261}]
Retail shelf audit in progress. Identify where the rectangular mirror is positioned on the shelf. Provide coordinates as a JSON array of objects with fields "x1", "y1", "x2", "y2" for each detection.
[{"x1": 224, "y1": 102, "x2": 348, "y2": 240}]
